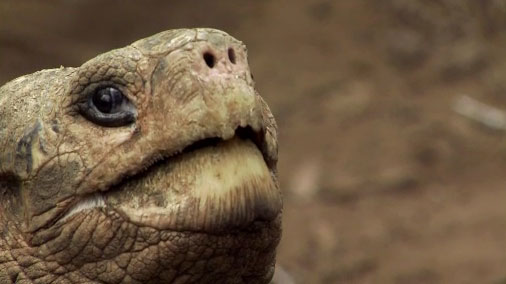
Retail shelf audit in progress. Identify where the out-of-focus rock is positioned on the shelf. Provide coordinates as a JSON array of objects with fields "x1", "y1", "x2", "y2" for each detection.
[
  {"x1": 385, "y1": 29, "x2": 428, "y2": 69},
  {"x1": 272, "y1": 265, "x2": 296, "y2": 284},
  {"x1": 289, "y1": 158, "x2": 322, "y2": 201},
  {"x1": 437, "y1": 41, "x2": 488, "y2": 81}
]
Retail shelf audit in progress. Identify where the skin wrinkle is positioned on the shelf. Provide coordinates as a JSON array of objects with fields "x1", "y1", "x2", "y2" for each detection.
[
  {"x1": 0, "y1": 29, "x2": 281, "y2": 283},
  {"x1": 33, "y1": 151, "x2": 80, "y2": 184},
  {"x1": 60, "y1": 214, "x2": 93, "y2": 264}
]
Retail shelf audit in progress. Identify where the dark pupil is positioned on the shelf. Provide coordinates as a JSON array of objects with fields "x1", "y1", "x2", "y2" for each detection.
[{"x1": 93, "y1": 87, "x2": 122, "y2": 113}]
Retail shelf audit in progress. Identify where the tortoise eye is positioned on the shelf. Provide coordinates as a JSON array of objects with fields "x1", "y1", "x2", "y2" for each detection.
[
  {"x1": 79, "y1": 86, "x2": 136, "y2": 127},
  {"x1": 92, "y1": 87, "x2": 124, "y2": 114}
]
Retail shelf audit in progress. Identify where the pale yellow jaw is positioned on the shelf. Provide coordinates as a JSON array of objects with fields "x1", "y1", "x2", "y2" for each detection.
[{"x1": 104, "y1": 137, "x2": 281, "y2": 231}]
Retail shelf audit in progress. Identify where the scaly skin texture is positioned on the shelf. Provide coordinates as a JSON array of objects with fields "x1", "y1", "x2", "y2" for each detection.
[{"x1": 0, "y1": 29, "x2": 282, "y2": 283}]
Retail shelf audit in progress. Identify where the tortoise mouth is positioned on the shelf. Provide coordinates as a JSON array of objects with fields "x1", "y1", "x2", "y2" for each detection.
[{"x1": 60, "y1": 127, "x2": 282, "y2": 232}]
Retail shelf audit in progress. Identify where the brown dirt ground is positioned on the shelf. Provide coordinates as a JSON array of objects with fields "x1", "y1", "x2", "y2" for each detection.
[{"x1": 1, "y1": 1, "x2": 506, "y2": 283}]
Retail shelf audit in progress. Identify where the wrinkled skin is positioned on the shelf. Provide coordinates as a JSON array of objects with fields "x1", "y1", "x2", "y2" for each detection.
[{"x1": 0, "y1": 29, "x2": 282, "y2": 283}]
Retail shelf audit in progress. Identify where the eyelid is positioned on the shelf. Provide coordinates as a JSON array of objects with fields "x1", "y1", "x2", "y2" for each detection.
[{"x1": 78, "y1": 85, "x2": 137, "y2": 127}]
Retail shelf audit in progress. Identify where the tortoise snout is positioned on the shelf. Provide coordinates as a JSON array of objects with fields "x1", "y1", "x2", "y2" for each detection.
[
  {"x1": 202, "y1": 46, "x2": 237, "y2": 69},
  {"x1": 198, "y1": 39, "x2": 250, "y2": 79}
]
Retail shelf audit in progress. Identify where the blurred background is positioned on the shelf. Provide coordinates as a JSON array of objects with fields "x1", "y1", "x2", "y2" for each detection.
[{"x1": 2, "y1": 1, "x2": 506, "y2": 283}]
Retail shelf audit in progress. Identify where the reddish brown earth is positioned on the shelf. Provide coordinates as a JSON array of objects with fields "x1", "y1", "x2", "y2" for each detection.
[{"x1": 1, "y1": 1, "x2": 506, "y2": 283}]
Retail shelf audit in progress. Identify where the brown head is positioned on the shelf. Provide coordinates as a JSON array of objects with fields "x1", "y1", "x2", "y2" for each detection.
[{"x1": 0, "y1": 28, "x2": 281, "y2": 283}]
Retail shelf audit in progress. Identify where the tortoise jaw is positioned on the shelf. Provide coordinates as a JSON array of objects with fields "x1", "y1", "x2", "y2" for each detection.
[
  {"x1": 59, "y1": 133, "x2": 281, "y2": 232},
  {"x1": 104, "y1": 135, "x2": 281, "y2": 232}
]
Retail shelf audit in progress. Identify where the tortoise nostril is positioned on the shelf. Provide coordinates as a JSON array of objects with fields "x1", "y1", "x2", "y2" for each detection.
[
  {"x1": 228, "y1": 48, "x2": 236, "y2": 64},
  {"x1": 203, "y1": 52, "x2": 215, "y2": 68}
]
